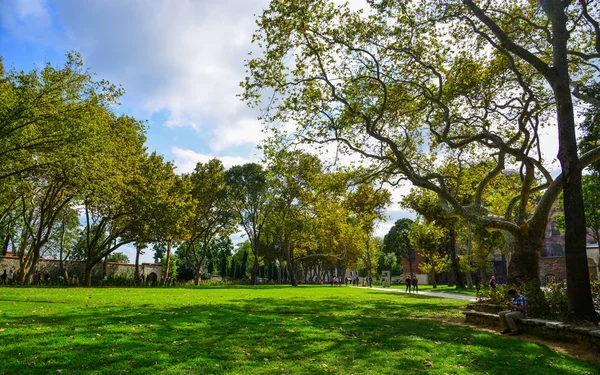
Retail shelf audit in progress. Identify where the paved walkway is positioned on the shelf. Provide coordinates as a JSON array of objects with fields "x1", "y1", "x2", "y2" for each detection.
[{"x1": 359, "y1": 286, "x2": 477, "y2": 301}]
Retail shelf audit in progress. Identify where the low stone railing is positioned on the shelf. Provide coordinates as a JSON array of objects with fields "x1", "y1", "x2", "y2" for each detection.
[{"x1": 462, "y1": 303, "x2": 600, "y2": 352}]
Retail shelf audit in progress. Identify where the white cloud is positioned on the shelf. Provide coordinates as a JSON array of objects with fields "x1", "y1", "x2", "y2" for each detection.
[
  {"x1": 1, "y1": 0, "x2": 55, "y2": 44},
  {"x1": 3, "y1": 0, "x2": 270, "y2": 153},
  {"x1": 171, "y1": 147, "x2": 254, "y2": 174}
]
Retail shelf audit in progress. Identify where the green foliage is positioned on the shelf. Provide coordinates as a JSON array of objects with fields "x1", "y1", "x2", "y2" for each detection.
[
  {"x1": 106, "y1": 252, "x2": 130, "y2": 264},
  {"x1": 544, "y1": 282, "x2": 569, "y2": 321},
  {"x1": 520, "y1": 280, "x2": 549, "y2": 319},
  {"x1": 382, "y1": 218, "x2": 413, "y2": 267},
  {"x1": 478, "y1": 285, "x2": 508, "y2": 305}
]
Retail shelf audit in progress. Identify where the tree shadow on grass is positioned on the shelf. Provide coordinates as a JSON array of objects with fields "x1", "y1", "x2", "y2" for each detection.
[{"x1": 0, "y1": 292, "x2": 598, "y2": 375}]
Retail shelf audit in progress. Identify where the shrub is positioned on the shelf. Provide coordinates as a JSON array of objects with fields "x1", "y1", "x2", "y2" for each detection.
[
  {"x1": 477, "y1": 285, "x2": 507, "y2": 304},
  {"x1": 544, "y1": 282, "x2": 569, "y2": 321},
  {"x1": 519, "y1": 280, "x2": 549, "y2": 319}
]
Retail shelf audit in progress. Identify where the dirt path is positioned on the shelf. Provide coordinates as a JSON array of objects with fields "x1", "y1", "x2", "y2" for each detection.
[{"x1": 438, "y1": 317, "x2": 600, "y2": 366}]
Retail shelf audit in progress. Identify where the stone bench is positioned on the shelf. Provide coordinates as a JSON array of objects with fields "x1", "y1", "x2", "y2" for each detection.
[{"x1": 462, "y1": 310, "x2": 600, "y2": 351}]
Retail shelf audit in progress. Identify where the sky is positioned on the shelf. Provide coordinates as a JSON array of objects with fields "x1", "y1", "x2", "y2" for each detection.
[{"x1": 0, "y1": 0, "x2": 417, "y2": 263}]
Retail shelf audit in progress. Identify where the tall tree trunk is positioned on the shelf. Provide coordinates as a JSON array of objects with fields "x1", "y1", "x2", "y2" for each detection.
[
  {"x1": 194, "y1": 273, "x2": 201, "y2": 286},
  {"x1": 164, "y1": 240, "x2": 172, "y2": 278},
  {"x1": 504, "y1": 231, "x2": 541, "y2": 283},
  {"x1": 252, "y1": 248, "x2": 259, "y2": 285},
  {"x1": 449, "y1": 228, "x2": 465, "y2": 289},
  {"x1": 284, "y1": 238, "x2": 297, "y2": 286},
  {"x1": 550, "y1": 3, "x2": 596, "y2": 322},
  {"x1": 465, "y1": 223, "x2": 474, "y2": 288},
  {"x1": 134, "y1": 245, "x2": 141, "y2": 281},
  {"x1": 59, "y1": 224, "x2": 68, "y2": 279},
  {"x1": 84, "y1": 264, "x2": 93, "y2": 286}
]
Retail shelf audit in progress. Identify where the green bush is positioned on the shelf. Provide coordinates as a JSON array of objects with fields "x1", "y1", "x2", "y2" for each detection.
[
  {"x1": 544, "y1": 282, "x2": 569, "y2": 321},
  {"x1": 520, "y1": 280, "x2": 549, "y2": 319},
  {"x1": 477, "y1": 285, "x2": 507, "y2": 304}
]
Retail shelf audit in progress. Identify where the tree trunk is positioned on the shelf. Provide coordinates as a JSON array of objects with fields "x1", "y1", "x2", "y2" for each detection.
[
  {"x1": 250, "y1": 238, "x2": 260, "y2": 285},
  {"x1": 23, "y1": 249, "x2": 40, "y2": 284},
  {"x1": 59, "y1": 225, "x2": 68, "y2": 279},
  {"x1": 466, "y1": 223, "x2": 474, "y2": 288},
  {"x1": 285, "y1": 239, "x2": 297, "y2": 286},
  {"x1": 84, "y1": 265, "x2": 93, "y2": 286},
  {"x1": 550, "y1": 4, "x2": 596, "y2": 322},
  {"x1": 134, "y1": 245, "x2": 141, "y2": 281},
  {"x1": 449, "y1": 228, "x2": 465, "y2": 289},
  {"x1": 480, "y1": 268, "x2": 486, "y2": 285},
  {"x1": 503, "y1": 231, "x2": 541, "y2": 284},
  {"x1": 194, "y1": 273, "x2": 201, "y2": 286},
  {"x1": 164, "y1": 240, "x2": 172, "y2": 278}
]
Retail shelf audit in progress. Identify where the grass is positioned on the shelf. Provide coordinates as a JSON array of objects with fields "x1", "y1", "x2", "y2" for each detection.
[
  {"x1": 0, "y1": 285, "x2": 597, "y2": 375},
  {"x1": 390, "y1": 284, "x2": 479, "y2": 296}
]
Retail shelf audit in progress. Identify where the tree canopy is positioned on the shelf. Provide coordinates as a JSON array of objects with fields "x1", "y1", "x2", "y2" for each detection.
[{"x1": 244, "y1": 0, "x2": 600, "y2": 322}]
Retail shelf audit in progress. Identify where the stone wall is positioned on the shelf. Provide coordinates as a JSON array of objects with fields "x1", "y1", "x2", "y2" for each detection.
[
  {"x1": 539, "y1": 257, "x2": 567, "y2": 282},
  {"x1": 0, "y1": 254, "x2": 162, "y2": 281}
]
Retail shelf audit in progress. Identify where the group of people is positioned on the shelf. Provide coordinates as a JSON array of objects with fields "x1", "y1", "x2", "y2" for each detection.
[
  {"x1": 329, "y1": 276, "x2": 347, "y2": 286},
  {"x1": 404, "y1": 275, "x2": 419, "y2": 293},
  {"x1": 328, "y1": 275, "x2": 375, "y2": 287}
]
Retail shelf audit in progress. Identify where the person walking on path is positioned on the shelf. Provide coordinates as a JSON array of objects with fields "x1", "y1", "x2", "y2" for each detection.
[
  {"x1": 411, "y1": 276, "x2": 419, "y2": 293},
  {"x1": 499, "y1": 289, "x2": 528, "y2": 336},
  {"x1": 368, "y1": 276, "x2": 373, "y2": 288},
  {"x1": 405, "y1": 276, "x2": 412, "y2": 293}
]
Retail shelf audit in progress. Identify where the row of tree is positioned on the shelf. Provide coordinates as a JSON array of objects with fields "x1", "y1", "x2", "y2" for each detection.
[{"x1": 0, "y1": 54, "x2": 391, "y2": 287}]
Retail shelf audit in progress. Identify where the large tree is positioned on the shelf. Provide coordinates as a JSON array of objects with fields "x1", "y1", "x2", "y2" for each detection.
[
  {"x1": 180, "y1": 159, "x2": 236, "y2": 285},
  {"x1": 382, "y1": 218, "x2": 415, "y2": 278},
  {"x1": 225, "y1": 163, "x2": 271, "y2": 284},
  {"x1": 244, "y1": 0, "x2": 600, "y2": 322}
]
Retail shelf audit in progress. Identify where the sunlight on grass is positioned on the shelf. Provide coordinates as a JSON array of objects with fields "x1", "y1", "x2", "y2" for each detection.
[{"x1": 0, "y1": 286, "x2": 597, "y2": 374}]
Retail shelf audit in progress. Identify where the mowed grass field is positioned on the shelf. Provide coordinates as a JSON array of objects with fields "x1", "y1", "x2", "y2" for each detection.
[{"x1": 0, "y1": 286, "x2": 597, "y2": 375}]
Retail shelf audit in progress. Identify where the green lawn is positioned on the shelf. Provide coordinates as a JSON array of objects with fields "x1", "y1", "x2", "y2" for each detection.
[
  {"x1": 0, "y1": 286, "x2": 597, "y2": 374},
  {"x1": 390, "y1": 284, "x2": 479, "y2": 296}
]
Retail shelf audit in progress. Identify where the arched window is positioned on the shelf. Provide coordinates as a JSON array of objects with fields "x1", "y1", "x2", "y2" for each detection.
[{"x1": 551, "y1": 244, "x2": 564, "y2": 257}]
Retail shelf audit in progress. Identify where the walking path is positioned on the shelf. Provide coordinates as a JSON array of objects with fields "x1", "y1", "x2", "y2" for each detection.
[{"x1": 360, "y1": 286, "x2": 477, "y2": 301}]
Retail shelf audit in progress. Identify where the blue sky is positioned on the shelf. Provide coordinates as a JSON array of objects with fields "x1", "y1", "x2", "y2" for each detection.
[{"x1": 1, "y1": 0, "x2": 268, "y2": 174}]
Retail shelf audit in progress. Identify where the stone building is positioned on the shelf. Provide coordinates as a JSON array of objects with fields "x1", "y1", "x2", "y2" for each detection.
[
  {"x1": 398, "y1": 206, "x2": 600, "y2": 285},
  {"x1": 540, "y1": 207, "x2": 599, "y2": 282},
  {"x1": 400, "y1": 249, "x2": 429, "y2": 284},
  {"x1": 0, "y1": 252, "x2": 162, "y2": 282}
]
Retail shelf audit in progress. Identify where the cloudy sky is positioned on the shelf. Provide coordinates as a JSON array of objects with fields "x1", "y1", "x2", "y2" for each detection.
[{"x1": 1, "y1": 0, "x2": 418, "y2": 262}]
